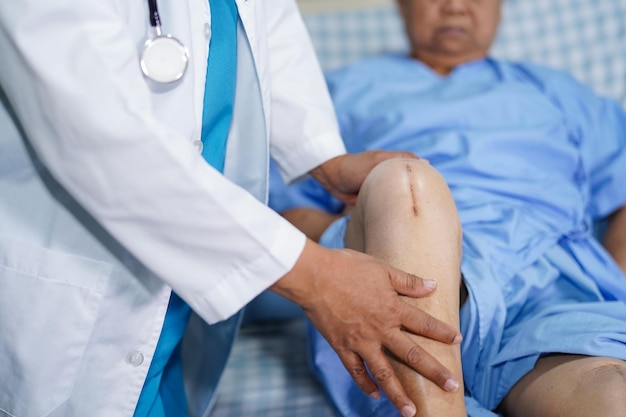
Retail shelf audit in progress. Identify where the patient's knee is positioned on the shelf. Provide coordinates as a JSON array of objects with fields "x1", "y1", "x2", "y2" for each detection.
[
  {"x1": 360, "y1": 158, "x2": 450, "y2": 215},
  {"x1": 508, "y1": 356, "x2": 626, "y2": 417},
  {"x1": 352, "y1": 158, "x2": 461, "y2": 258},
  {"x1": 569, "y1": 358, "x2": 626, "y2": 416}
]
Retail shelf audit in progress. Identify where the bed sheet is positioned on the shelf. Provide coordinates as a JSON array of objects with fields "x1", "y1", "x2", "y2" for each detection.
[{"x1": 211, "y1": 319, "x2": 339, "y2": 417}]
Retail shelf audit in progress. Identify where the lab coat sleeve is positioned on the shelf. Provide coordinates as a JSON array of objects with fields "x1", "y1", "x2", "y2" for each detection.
[
  {"x1": 0, "y1": 0, "x2": 306, "y2": 323},
  {"x1": 263, "y1": 0, "x2": 347, "y2": 183}
]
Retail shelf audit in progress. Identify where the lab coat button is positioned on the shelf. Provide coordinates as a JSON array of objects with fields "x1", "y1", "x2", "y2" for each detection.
[
  {"x1": 126, "y1": 350, "x2": 144, "y2": 367},
  {"x1": 193, "y1": 140, "x2": 203, "y2": 153},
  {"x1": 204, "y1": 23, "x2": 211, "y2": 40}
]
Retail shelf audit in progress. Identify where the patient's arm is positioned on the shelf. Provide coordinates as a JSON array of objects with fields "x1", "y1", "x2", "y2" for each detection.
[
  {"x1": 282, "y1": 207, "x2": 342, "y2": 243},
  {"x1": 344, "y1": 158, "x2": 466, "y2": 417},
  {"x1": 602, "y1": 204, "x2": 626, "y2": 275}
]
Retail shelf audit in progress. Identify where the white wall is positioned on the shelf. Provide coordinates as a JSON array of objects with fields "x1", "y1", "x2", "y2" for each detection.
[{"x1": 296, "y1": 0, "x2": 393, "y2": 14}]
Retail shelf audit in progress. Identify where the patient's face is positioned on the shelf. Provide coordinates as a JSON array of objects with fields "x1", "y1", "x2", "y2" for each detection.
[{"x1": 398, "y1": 0, "x2": 501, "y2": 74}]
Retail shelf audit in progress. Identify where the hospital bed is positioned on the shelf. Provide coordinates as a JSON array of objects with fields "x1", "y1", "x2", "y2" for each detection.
[{"x1": 210, "y1": 0, "x2": 626, "y2": 416}]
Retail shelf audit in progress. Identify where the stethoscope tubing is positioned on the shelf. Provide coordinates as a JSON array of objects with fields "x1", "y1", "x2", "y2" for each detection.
[{"x1": 148, "y1": 0, "x2": 161, "y2": 30}]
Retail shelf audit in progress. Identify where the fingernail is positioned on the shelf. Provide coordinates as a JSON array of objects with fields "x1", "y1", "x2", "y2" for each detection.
[
  {"x1": 401, "y1": 405, "x2": 416, "y2": 417},
  {"x1": 453, "y1": 334, "x2": 463, "y2": 344},
  {"x1": 423, "y1": 279, "x2": 437, "y2": 290},
  {"x1": 368, "y1": 391, "x2": 380, "y2": 400},
  {"x1": 444, "y1": 378, "x2": 459, "y2": 392}
]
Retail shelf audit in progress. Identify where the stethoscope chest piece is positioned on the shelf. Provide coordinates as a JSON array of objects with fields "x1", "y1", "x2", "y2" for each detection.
[
  {"x1": 141, "y1": 0, "x2": 189, "y2": 84},
  {"x1": 141, "y1": 34, "x2": 188, "y2": 83}
]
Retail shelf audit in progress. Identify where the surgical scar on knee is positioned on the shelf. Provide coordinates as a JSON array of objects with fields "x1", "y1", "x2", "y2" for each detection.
[{"x1": 406, "y1": 164, "x2": 419, "y2": 217}]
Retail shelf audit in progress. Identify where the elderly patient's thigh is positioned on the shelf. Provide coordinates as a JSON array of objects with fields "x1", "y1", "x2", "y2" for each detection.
[{"x1": 500, "y1": 354, "x2": 626, "y2": 417}]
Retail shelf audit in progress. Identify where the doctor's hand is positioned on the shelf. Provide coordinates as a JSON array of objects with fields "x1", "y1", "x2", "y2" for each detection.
[
  {"x1": 270, "y1": 239, "x2": 461, "y2": 417},
  {"x1": 310, "y1": 150, "x2": 420, "y2": 206}
]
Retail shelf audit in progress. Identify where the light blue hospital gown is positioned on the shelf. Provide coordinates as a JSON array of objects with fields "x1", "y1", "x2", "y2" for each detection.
[{"x1": 270, "y1": 55, "x2": 626, "y2": 416}]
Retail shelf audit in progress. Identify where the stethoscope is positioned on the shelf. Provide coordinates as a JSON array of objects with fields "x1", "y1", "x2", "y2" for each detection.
[{"x1": 140, "y1": 0, "x2": 189, "y2": 83}]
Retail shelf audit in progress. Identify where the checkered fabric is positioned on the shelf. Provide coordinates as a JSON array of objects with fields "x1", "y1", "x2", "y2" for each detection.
[
  {"x1": 492, "y1": 0, "x2": 626, "y2": 107},
  {"x1": 303, "y1": 0, "x2": 626, "y2": 106},
  {"x1": 211, "y1": 319, "x2": 339, "y2": 417},
  {"x1": 303, "y1": 5, "x2": 408, "y2": 72}
]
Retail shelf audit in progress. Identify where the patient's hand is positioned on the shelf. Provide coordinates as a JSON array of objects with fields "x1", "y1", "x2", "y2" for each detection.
[{"x1": 282, "y1": 207, "x2": 342, "y2": 242}]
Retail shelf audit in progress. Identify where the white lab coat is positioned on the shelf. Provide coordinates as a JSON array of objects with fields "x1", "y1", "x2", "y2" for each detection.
[{"x1": 0, "y1": 0, "x2": 346, "y2": 415}]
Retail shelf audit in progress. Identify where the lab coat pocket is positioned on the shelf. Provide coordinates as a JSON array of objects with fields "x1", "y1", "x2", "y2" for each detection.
[{"x1": 0, "y1": 236, "x2": 111, "y2": 417}]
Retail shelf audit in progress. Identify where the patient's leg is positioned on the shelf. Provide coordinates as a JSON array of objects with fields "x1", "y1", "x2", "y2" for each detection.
[
  {"x1": 500, "y1": 354, "x2": 626, "y2": 417},
  {"x1": 345, "y1": 158, "x2": 466, "y2": 416}
]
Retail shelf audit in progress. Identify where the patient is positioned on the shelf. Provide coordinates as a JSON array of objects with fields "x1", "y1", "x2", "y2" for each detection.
[{"x1": 269, "y1": 0, "x2": 626, "y2": 416}]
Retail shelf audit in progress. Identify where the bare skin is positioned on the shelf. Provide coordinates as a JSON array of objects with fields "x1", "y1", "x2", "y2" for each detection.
[
  {"x1": 282, "y1": 208, "x2": 342, "y2": 243},
  {"x1": 396, "y1": 0, "x2": 501, "y2": 76},
  {"x1": 284, "y1": 158, "x2": 466, "y2": 416},
  {"x1": 500, "y1": 355, "x2": 626, "y2": 417},
  {"x1": 273, "y1": 151, "x2": 462, "y2": 417},
  {"x1": 344, "y1": 158, "x2": 467, "y2": 416}
]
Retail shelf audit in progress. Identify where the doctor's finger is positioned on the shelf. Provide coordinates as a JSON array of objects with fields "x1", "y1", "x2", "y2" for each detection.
[
  {"x1": 385, "y1": 330, "x2": 459, "y2": 394},
  {"x1": 359, "y1": 348, "x2": 417, "y2": 417},
  {"x1": 389, "y1": 270, "x2": 439, "y2": 298},
  {"x1": 399, "y1": 301, "x2": 462, "y2": 345},
  {"x1": 336, "y1": 349, "x2": 380, "y2": 400}
]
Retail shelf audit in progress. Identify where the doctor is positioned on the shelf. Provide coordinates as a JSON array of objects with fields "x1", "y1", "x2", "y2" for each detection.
[{"x1": 0, "y1": 0, "x2": 462, "y2": 416}]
